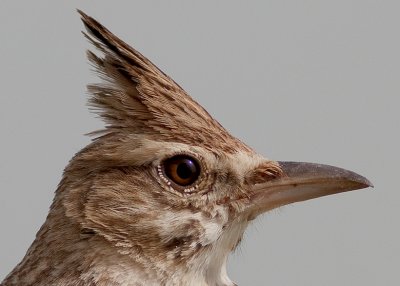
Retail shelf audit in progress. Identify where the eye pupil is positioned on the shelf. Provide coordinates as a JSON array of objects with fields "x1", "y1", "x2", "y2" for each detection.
[
  {"x1": 177, "y1": 160, "x2": 196, "y2": 179},
  {"x1": 163, "y1": 155, "x2": 200, "y2": 187}
]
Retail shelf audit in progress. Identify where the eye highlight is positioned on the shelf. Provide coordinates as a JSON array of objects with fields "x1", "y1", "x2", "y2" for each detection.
[{"x1": 163, "y1": 155, "x2": 200, "y2": 186}]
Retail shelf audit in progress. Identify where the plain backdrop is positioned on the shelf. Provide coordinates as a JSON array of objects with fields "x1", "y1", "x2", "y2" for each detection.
[{"x1": 0, "y1": 1, "x2": 399, "y2": 285}]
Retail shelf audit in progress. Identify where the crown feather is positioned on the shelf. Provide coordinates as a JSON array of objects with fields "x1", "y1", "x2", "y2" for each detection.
[{"x1": 78, "y1": 10, "x2": 251, "y2": 154}]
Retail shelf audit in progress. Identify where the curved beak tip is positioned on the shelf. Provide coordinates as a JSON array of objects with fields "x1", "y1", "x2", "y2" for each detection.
[{"x1": 359, "y1": 177, "x2": 374, "y2": 189}]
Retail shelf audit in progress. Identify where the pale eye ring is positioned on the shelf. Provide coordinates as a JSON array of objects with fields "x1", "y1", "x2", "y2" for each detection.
[{"x1": 162, "y1": 155, "x2": 201, "y2": 186}]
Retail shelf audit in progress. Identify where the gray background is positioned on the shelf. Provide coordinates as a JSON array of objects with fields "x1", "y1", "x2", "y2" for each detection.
[{"x1": 0, "y1": 1, "x2": 398, "y2": 285}]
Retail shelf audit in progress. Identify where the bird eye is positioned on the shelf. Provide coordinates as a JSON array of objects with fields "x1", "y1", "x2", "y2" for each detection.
[{"x1": 163, "y1": 155, "x2": 200, "y2": 186}]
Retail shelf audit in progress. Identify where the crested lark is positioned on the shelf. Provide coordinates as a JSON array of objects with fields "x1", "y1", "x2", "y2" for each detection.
[{"x1": 2, "y1": 11, "x2": 372, "y2": 286}]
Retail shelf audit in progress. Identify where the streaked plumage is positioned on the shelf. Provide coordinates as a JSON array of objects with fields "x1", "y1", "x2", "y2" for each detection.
[{"x1": 2, "y1": 11, "x2": 372, "y2": 286}]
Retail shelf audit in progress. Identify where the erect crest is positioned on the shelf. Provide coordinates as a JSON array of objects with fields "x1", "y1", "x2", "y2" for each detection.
[{"x1": 78, "y1": 11, "x2": 251, "y2": 154}]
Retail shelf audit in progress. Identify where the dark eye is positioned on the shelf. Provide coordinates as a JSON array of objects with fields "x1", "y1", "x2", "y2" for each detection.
[{"x1": 163, "y1": 155, "x2": 200, "y2": 186}]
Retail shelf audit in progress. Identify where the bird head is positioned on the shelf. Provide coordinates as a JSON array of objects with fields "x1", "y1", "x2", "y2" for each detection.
[{"x1": 51, "y1": 11, "x2": 372, "y2": 284}]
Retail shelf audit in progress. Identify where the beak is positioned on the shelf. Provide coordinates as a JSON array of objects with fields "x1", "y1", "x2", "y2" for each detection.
[{"x1": 249, "y1": 161, "x2": 373, "y2": 215}]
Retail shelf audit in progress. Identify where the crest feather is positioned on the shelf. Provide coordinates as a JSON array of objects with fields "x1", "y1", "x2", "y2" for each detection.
[{"x1": 78, "y1": 10, "x2": 251, "y2": 153}]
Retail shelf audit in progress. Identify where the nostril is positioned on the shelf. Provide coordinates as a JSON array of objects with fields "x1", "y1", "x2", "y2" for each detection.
[{"x1": 245, "y1": 161, "x2": 283, "y2": 185}]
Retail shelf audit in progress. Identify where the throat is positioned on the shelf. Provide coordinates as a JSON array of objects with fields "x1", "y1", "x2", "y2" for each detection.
[
  {"x1": 88, "y1": 218, "x2": 248, "y2": 286},
  {"x1": 201, "y1": 218, "x2": 249, "y2": 286},
  {"x1": 4, "y1": 212, "x2": 248, "y2": 286}
]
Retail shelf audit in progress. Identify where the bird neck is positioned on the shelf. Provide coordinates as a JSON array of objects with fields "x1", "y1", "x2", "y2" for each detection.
[{"x1": 3, "y1": 199, "x2": 246, "y2": 286}]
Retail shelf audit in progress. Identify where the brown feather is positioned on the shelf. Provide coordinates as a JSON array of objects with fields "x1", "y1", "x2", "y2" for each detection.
[
  {"x1": 2, "y1": 11, "x2": 282, "y2": 286},
  {"x1": 78, "y1": 10, "x2": 251, "y2": 154}
]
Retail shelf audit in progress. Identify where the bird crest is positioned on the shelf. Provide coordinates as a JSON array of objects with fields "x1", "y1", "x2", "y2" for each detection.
[{"x1": 79, "y1": 10, "x2": 251, "y2": 155}]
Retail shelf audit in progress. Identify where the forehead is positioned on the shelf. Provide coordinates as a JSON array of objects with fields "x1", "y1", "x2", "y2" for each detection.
[
  {"x1": 146, "y1": 140, "x2": 266, "y2": 176},
  {"x1": 206, "y1": 150, "x2": 267, "y2": 176},
  {"x1": 90, "y1": 135, "x2": 266, "y2": 175}
]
